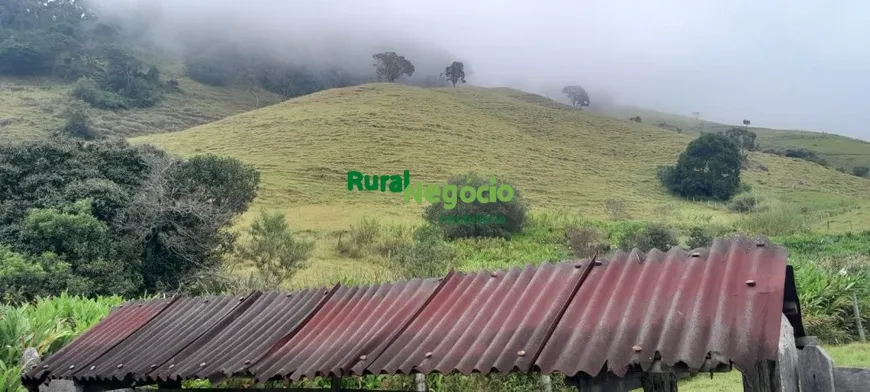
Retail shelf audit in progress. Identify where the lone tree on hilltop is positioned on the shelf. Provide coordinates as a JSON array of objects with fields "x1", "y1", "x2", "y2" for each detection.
[
  {"x1": 441, "y1": 61, "x2": 466, "y2": 87},
  {"x1": 372, "y1": 52, "x2": 415, "y2": 82},
  {"x1": 743, "y1": 119, "x2": 751, "y2": 127},
  {"x1": 561, "y1": 85, "x2": 590, "y2": 108},
  {"x1": 657, "y1": 133, "x2": 742, "y2": 201}
]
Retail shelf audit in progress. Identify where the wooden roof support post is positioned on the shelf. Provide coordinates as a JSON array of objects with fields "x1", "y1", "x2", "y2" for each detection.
[
  {"x1": 330, "y1": 374, "x2": 342, "y2": 392},
  {"x1": 742, "y1": 314, "x2": 800, "y2": 392},
  {"x1": 415, "y1": 373, "x2": 427, "y2": 391}
]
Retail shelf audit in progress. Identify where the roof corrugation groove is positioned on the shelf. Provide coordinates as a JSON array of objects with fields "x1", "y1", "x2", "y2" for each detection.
[
  {"x1": 23, "y1": 297, "x2": 176, "y2": 382},
  {"x1": 534, "y1": 236, "x2": 787, "y2": 377},
  {"x1": 250, "y1": 277, "x2": 444, "y2": 382},
  {"x1": 150, "y1": 288, "x2": 332, "y2": 383},
  {"x1": 363, "y1": 262, "x2": 588, "y2": 375},
  {"x1": 71, "y1": 295, "x2": 247, "y2": 382}
]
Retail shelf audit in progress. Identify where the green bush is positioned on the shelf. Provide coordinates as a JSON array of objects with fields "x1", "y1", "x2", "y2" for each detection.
[
  {"x1": 424, "y1": 173, "x2": 527, "y2": 239},
  {"x1": 658, "y1": 133, "x2": 742, "y2": 201},
  {"x1": 72, "y1": 77, "x2": 129, "y2": 110},
  {"x1": 59, "y1": 103, "x2": 100, "y2": 140},
  {"x1": 392, "y1": 225, "x2": 455, "y2": 279},
  {"x1": 0, "y1": 39, "x2": 48, "y2": 76},
  {"x1": 686, "y1": 226, "x2": 713, "y2": 249},
  {"x1": 728, "y1": 193, "x2": 760, "y2": 213},
  {"x1": 235, "y1": 211, "x2": 313, "y2": 290},
  {"x1": 618, "y1": 223, "x2": 678, "y2": 252},
  {"x1": 853, "y1": 166, "x2": 869, "y2": 178}
]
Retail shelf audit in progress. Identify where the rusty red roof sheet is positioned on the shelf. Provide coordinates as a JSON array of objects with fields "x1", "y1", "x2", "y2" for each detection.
[
  {"x1": 534, "y1": 237, "x2": 788, "y2": 377},
  {"x1": 23, "y1": 297, "x2": 176, "y2": 382},
  {"x1": 25, "y1": 236, "x2": 795, "y2": 389},
  {"x1": 150, "y1": 288, "x2": 332, "y2": 384},
  {"x1": 72, "y1": 295, "x2": 246, "y2": 382},
  {"x1": 250, "y1": 277, "x2": 445, "y2": 382},
  {"x1": 363, "y1": 262, "x2": 589, "y2": 376}
]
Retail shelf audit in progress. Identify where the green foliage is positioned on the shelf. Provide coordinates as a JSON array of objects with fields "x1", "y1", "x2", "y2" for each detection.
[
  {"x1": 618, "y1": 223, "x2": 678, "y2": 252},
  {"x1": 853, "y1": 166, "x2": 869, "y2": 177},
  {"x1": 441, "y1": 61, "x2": 467, "y2": 87},
  {"x1": 0, "y1": 38, "x2": 47, "y2": 75},
  {"x1": 59, "y1": 102, "x2": 100, "y2": 140},
  {"x1": 71, "y1": 77, "x2": 129, "y2": 110},
  {"x1": 424, "y1": 173, "x2": 527, "y2": 239},
  {"x1": 391, "y1": 225, "x2": 456, "y2": 279},
  {"x1": 0, "y1": 137, "x2": 259, "y2": 298},
  {"x1": 686, "y1": 226, "x2": 714, "y2": 249},
  {"x1": 658, "y1": 133, "x2": 742, "y2": 201},
  {"x1": 372, "y1": 52, "x2": 415, "y2": 82},
  {"x1": 236, "y1": 211, "x2": 314, "y2": 290},
  {"x1": 763, "y1": 147, "x2": 829, "y2": 167},
  {"x1": 561, "y1": 85, "x2": 590, "y2": 108},
  {"x1": 728, "y1": 193, "x2": 761, "y2": 213}
]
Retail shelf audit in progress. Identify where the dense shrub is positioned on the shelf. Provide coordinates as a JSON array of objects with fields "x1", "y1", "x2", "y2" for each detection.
[
  {"x1": 424, "y1": 173, "x2": 527, "y2": 239},
  {"x1": 728, "y1": 193, "x2": 760, "y2": 213},
  {"x1": 59, "y1": 102, "x2": 100, "y2": 140},
  {"x1": 392, "y1": 225, "x2": 455, "y2": 279},
  {"x1": 853, "y1": 166, "x2": 869, "y2": 177},
  {"x1": 72, "y1": 77, "x2": 129, "y2": 110},
  {"x1": 618, "y1": 223, "x2": 678, "y2": 252},
  {"x1": 0, "y1": 39, "x2": 48, "y2": 76},
  {"x1": 686, "y1": 226, "x2": 713, "y2": 249},
  {"x1": 235, "y1": 211, "x2": 313, "y2": 290},
  {"x1": 763, "y1": 147, "x2": 829, "y2": 167},
  {"x1": 658, "y1": 133, "x2": 742, "y2": 201},
  {"x1": 0, "y1": 137, "x2": 259, "y2": 299}
]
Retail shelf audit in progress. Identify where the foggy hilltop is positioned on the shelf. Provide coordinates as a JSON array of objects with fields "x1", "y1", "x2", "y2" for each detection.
[{"x1": 16, "y1": 0, "x2": 870, "y2": 139}]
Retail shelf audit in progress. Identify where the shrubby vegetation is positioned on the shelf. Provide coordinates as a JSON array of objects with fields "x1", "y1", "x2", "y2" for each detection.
[
  {"x1": 763, "y1": 147, "x2": 829, "y2": 167},
  {"x1": 0, "y1": 137, "x2": 259, "y2": 302},
  {"x1": 423, "y1": 173, "x2": 528, "y2": 239},
  {"x1": 658, "y1": 133, "x2": 742, "y2": 201}
]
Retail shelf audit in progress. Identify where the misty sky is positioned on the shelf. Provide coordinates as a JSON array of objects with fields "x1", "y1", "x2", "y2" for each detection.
[{"x1": 102, "y1": 0, "x2": 869, "y2": 140}]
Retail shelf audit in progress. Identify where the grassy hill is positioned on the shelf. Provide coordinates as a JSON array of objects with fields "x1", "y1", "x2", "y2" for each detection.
[
  {"x1": 0, "y1": 69, "x2": 282, "y2": 142},
  {"x1": 593, "y1": 104, "x2": 870, "y2": 171},
  {"x1": 132, "y1": 83, "x2": 870, "y2": 233}
]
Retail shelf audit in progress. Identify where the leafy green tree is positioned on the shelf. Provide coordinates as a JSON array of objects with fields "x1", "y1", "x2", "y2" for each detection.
[
  {"x1": 372, "y1": 52, "x2": 415, "y2": 82},
  {"x1": 59, "y1": 102, "x2": 100, "y2": 140},
  {"x1": 658, "y1": 133, "x2": 742, "y2": 200},
  {"x1": 441, "y1": 61, "x2": 466, "y2": 87},
  {"x1": 0, "y1": 136, "x2": 260, "y2": 296},
  {"x1": 236, "y1": 211, "x2": 314, "y2": 289},
  {"x1": 561, "y1": 85, "x2": 590, "y2": 108}
]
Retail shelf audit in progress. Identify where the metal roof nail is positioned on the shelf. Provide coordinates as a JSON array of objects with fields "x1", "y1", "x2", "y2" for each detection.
[
  {"x1": 168, "y1": 364, "x2": 174, "y2": 369},
  {"x1": 200, "y1": 362, "x2": 206, "y2": 367},
  {"x1": 691, "y1": 252, "x2": 701, "y2": 257},
  {"x1": 117, "y1": 364, "x2": 123, "y2": 369},
  {"x1": 245, "y1": 360, "x2": 251, "y2": 364},
  {"x1": 150, "y1": 364, "x2": 157, "y2": 368},
  {"x1": 746, "y1": 280, "x2": 757, "y2": 287},
  {"x1": 425, "y1": 352, "x2": 432, "y2": 358},
  {"x1": 69, "y1": 365, "x2": 75, "y2": 370},
  {"x1": 43, "y1": 365, "x2": 48, "y2": 369},
  {"x1": 491, "y1": 272, "x2": 498, "y2": 277},
  {"x1": 574, "y1": 263, "x2": 583, "y2": 268},
  {"x1": 517, "y1": 350, "x2": 526, "y2": 357},
  {"x1": 359, "y1": 355, "x2": 367, "y2": 361},
  {"x1": 633, "y1": 345, "x2": 642, "y2": 352},
  {"x1": 90, "y1": 366, "x2": 95, "y2": 371}
]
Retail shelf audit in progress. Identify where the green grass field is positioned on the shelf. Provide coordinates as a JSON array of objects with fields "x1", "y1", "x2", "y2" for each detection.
[
  {"x1": 594, "y1": 104, "x2": 870, "y2": 171},
  {"x1": 132, "y1": 83, "x2": 870, "y2": 233},
  {"x1": 0, "y1": 72, "x2": 281, "y2": 142}
]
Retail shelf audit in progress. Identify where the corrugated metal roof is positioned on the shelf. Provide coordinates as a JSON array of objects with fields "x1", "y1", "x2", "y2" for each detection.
[
  {"x1": 23, "y1": 297, "x2": 176, "y2": 381},
  {"x1": 150, "y1": 288, "x2": 333, "y2": 384},
  {"x1": 363, "y1": 262, "x2": 589, "y2": 376},
  {"x1": 250, "y1": 277, "x2": 445, "y2": 382},
  {"x1": 534, "y1": 236, "x2": 787, "y2": 377},
  {"x1": 25, "y1": 236, "x2": 795, "y2": 388},
  {"x1": 72, "y1": 295, "x2": 246, "y2": 382}
]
